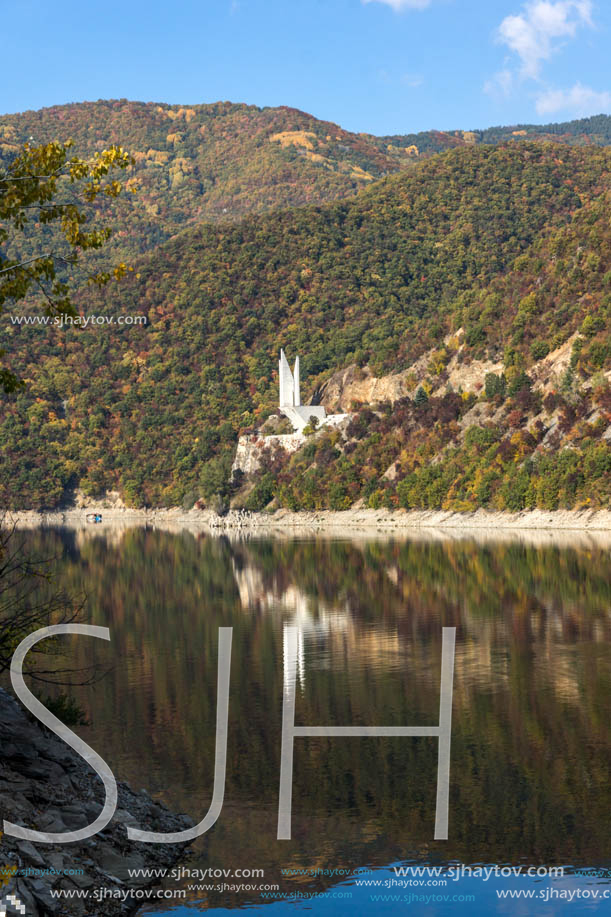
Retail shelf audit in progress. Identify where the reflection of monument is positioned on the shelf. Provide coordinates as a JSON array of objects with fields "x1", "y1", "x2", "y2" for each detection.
[
  {"x1": 279, "y1": 350, "x2": 347, "y2": 433},
  {"x1": 232, "y1": 558, "x2": 400, "y2": 694}
]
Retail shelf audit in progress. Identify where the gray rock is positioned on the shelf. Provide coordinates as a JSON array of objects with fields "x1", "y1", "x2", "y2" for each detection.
[
  {"x1": 35, "y1": 811, "x2": 67, "y2": 833},
  {"x1": 94, "y1": 846, "x2": 147, "y2": 882},
  {"x1": 83, "y1": 801, "x2": 104, "y2": 821},
  {"x1": 56, "y1": 881, "x2": 87, "y2": 916},
  {"x1": 113, "y1": 808, "x2": 139, "y2": 828},
  {"x1": 29, "y1": 878, "x2": 60, "y2": 913},
  {"x1": 15, "y1": 879, "x2": 41, "y2": 917},
  {"x1": 57, "y1": 810, "x2": 89, "y2": 830},
  {"x1": 46, "y1": 850, "x2": 66, "y2": 871},
  {"x1": 64, "y1": 871, "x2": 95, "y2": 890},
  {"x1": 17, "y1": 761, "x2": 51, "y2": 780},
  {"x1": 16, "y1": 840, "x2": 45, "y2": 867},
  {"x1": 1, "y1": 687, "x2": 190, "y2": 916}
]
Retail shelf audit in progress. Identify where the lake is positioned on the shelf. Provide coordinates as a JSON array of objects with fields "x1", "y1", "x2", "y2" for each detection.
[{"x1": 9, "y1": 527, "x2": 611, "y2": 914}]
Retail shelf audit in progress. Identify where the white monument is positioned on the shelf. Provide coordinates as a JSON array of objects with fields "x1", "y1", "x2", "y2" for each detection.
[
  {"x1": 278, "y1": 349, "x2": 328, "y2": 432},
  {"x1": 231, "y1": 350, "x2": 351, "y2": 479}
]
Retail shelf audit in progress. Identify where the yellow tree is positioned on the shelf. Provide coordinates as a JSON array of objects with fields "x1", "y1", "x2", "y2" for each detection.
[{"x1": 0, "y1": 140, "x2": 133, "y2": 391}]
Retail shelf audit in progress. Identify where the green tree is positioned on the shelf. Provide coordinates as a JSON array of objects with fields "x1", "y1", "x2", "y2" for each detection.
[
  {"x1": 485, "y1": 372, "x2": 507, "y2": 400},
  {"x1": 0, "y1": 140, "x2": 133, "y2": 391},
  {"x1": 414, "y1": 386, "x2": 429, "y2": 408}
]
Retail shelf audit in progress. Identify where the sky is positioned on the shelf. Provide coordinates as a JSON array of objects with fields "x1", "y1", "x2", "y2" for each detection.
[{"x1": 1, "y1": 0, "x2": 610, "y2": 134}]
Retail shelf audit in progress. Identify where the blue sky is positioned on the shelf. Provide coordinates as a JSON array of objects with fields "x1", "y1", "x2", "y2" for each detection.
[{"x1": 1, "y1": 1, "x2": 610, "y2": 134}]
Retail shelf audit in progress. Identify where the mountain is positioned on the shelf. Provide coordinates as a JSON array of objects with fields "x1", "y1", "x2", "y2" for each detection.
[
  {"x1": 381, "y1": 112, "x2": 611, "y2": 156},
  {"x1": 1, "y1": 100, "x2": 610, "y2": 264},
  {"x1": 0, "y1": 100, "x2": 404, "y2": 261},
  {"x1": 1, "y1": 139, "x2": 609, "y2": 512}
]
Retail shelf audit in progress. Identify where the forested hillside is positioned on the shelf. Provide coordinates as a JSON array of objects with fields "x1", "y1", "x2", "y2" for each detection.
[
  {"x1": 1, "y1": 140, "x2": 609, "y2": 511},
  {"x1": 1, "y1": 100, "x2": 610, "y2": 267},
  {"x1": 0, "y1": 100, "x2": 403, "y2": 264},
  {"x1": 382, "y1": 112, "x2": 611, "y2": 156}
]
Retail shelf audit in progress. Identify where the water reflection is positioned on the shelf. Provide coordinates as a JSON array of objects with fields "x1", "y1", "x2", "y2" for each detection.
[{"x1": 5, "y1": 527, "x2": 611, "y2": 911}]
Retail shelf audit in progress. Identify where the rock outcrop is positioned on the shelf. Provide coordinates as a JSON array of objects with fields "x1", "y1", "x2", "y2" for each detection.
[
  {"x1": 231, "y1": 432, "x2": 305, "y2": 477},
  {"x1": 0, "y1": 689, "x2": 192, "y2": 915}
]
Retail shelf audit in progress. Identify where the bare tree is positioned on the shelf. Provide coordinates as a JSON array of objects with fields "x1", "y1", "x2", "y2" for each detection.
[{"x1": 0, "y1": 515, "x2": 88, "y2": 682}]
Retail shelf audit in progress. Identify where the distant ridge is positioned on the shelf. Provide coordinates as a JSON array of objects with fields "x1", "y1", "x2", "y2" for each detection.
[
  {"x1": 380, "y1": 112, "x2": 611, "y2": 155},
  {"x1": 1, "y1": 101, "x2": 609, "y2": 263}
]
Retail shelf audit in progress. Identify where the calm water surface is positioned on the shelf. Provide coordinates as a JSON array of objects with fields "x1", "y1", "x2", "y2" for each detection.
[{"x1": 13, "y1": 528, "x2": 611, "y2": 913}]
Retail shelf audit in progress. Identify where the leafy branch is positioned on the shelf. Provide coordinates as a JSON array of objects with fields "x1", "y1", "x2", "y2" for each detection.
[{"x1": 0, "y1": 140, "x2": 134, "y2": 390}]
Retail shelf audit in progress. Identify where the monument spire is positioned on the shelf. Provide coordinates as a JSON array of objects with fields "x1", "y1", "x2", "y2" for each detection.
[
  {"x1": 277, "y1": 350, "x2": 336, "y2": 433},
  {"x1": 279, "y1": 349, "x2": 294, "y2": 407},
  {"x1": 294, "y1": 356, "x2": 300, "y2": 407}
]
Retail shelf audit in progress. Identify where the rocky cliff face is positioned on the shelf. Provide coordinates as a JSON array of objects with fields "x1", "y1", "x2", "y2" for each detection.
[
  {"x1": 0, "y1": 689, "x2": 191, "y2": 915},
  {"x1": 320, "y1": 364, "x2": 413, "y2": 411},
  {"x1": 231, "y1": 433, "x2": 306, "y2": 477},
  {"x1": 320, "y1": 332, "x2": 610, "y2": 413}
]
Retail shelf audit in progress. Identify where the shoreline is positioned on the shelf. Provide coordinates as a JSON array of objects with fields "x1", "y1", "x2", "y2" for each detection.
[
  {"x1": 0, "y1": 688, "x2": 191, "y2": 916},
  {"x1": 4, "y1": 505, "x2": 611, "y2": 534}
]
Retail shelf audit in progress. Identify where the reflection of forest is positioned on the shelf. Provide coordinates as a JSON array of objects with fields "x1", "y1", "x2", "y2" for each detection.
[
  {"x1": 11, "y1": 529, "x2": 611, "y2": 881},
  {"x1": 231, "y1": 538, "x2": 611, "y2": 709}
]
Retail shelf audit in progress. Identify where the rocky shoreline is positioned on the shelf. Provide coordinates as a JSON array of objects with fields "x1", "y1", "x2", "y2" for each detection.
[
  {"x1": 4, "y1": 505, "x2": 611, "y2": 535},
  {"x1": 0, "y1": 688, "x2": 192, "y2": 916}
]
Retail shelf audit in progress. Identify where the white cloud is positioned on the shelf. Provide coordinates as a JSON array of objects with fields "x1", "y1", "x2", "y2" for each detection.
[
  {"x1": 378, "y1": 69, "x2": 424, "y2": 88},
  {"x1": 496, "y1": 1, "x2": 592, "y2": 78},
  {"x1": 363, "y1": 0, "x2": 433, "y2": 12},
  {"x1": 484, "y1": 69, "x2": 515, "y2": 99},
  {"x1": 402, "y1": 74, "x2": 424, "y2": 88},
  {"x1": 536, "y1": 82, "x2": 611, "y2": 115}
]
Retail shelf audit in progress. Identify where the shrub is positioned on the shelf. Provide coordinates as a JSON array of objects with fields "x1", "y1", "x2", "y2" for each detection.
[
  {"x1": 182, "y1": 488, "x2": 200, "y2": 511},
  {"x1": 208, "y1": 493, "x2": 229, "y2": 516},
  {"x1": 531, "y1": 340, "x2": 550, "y2": 360},
  {"x1": 39, "y1": 693, "x2": 90, "y2": 727},
  {"x1": 245, "y1": 474, "x2": 275, "y2": 511},
  {"x1": 580, "y1": 314, "x2": 605, "y2": 337},
  {"x1": 507, "y1": 370, "x2": 532, "y2": 397},
  {"x1": 465, "y1": 426, "x2": 499, "y2": 451}
]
